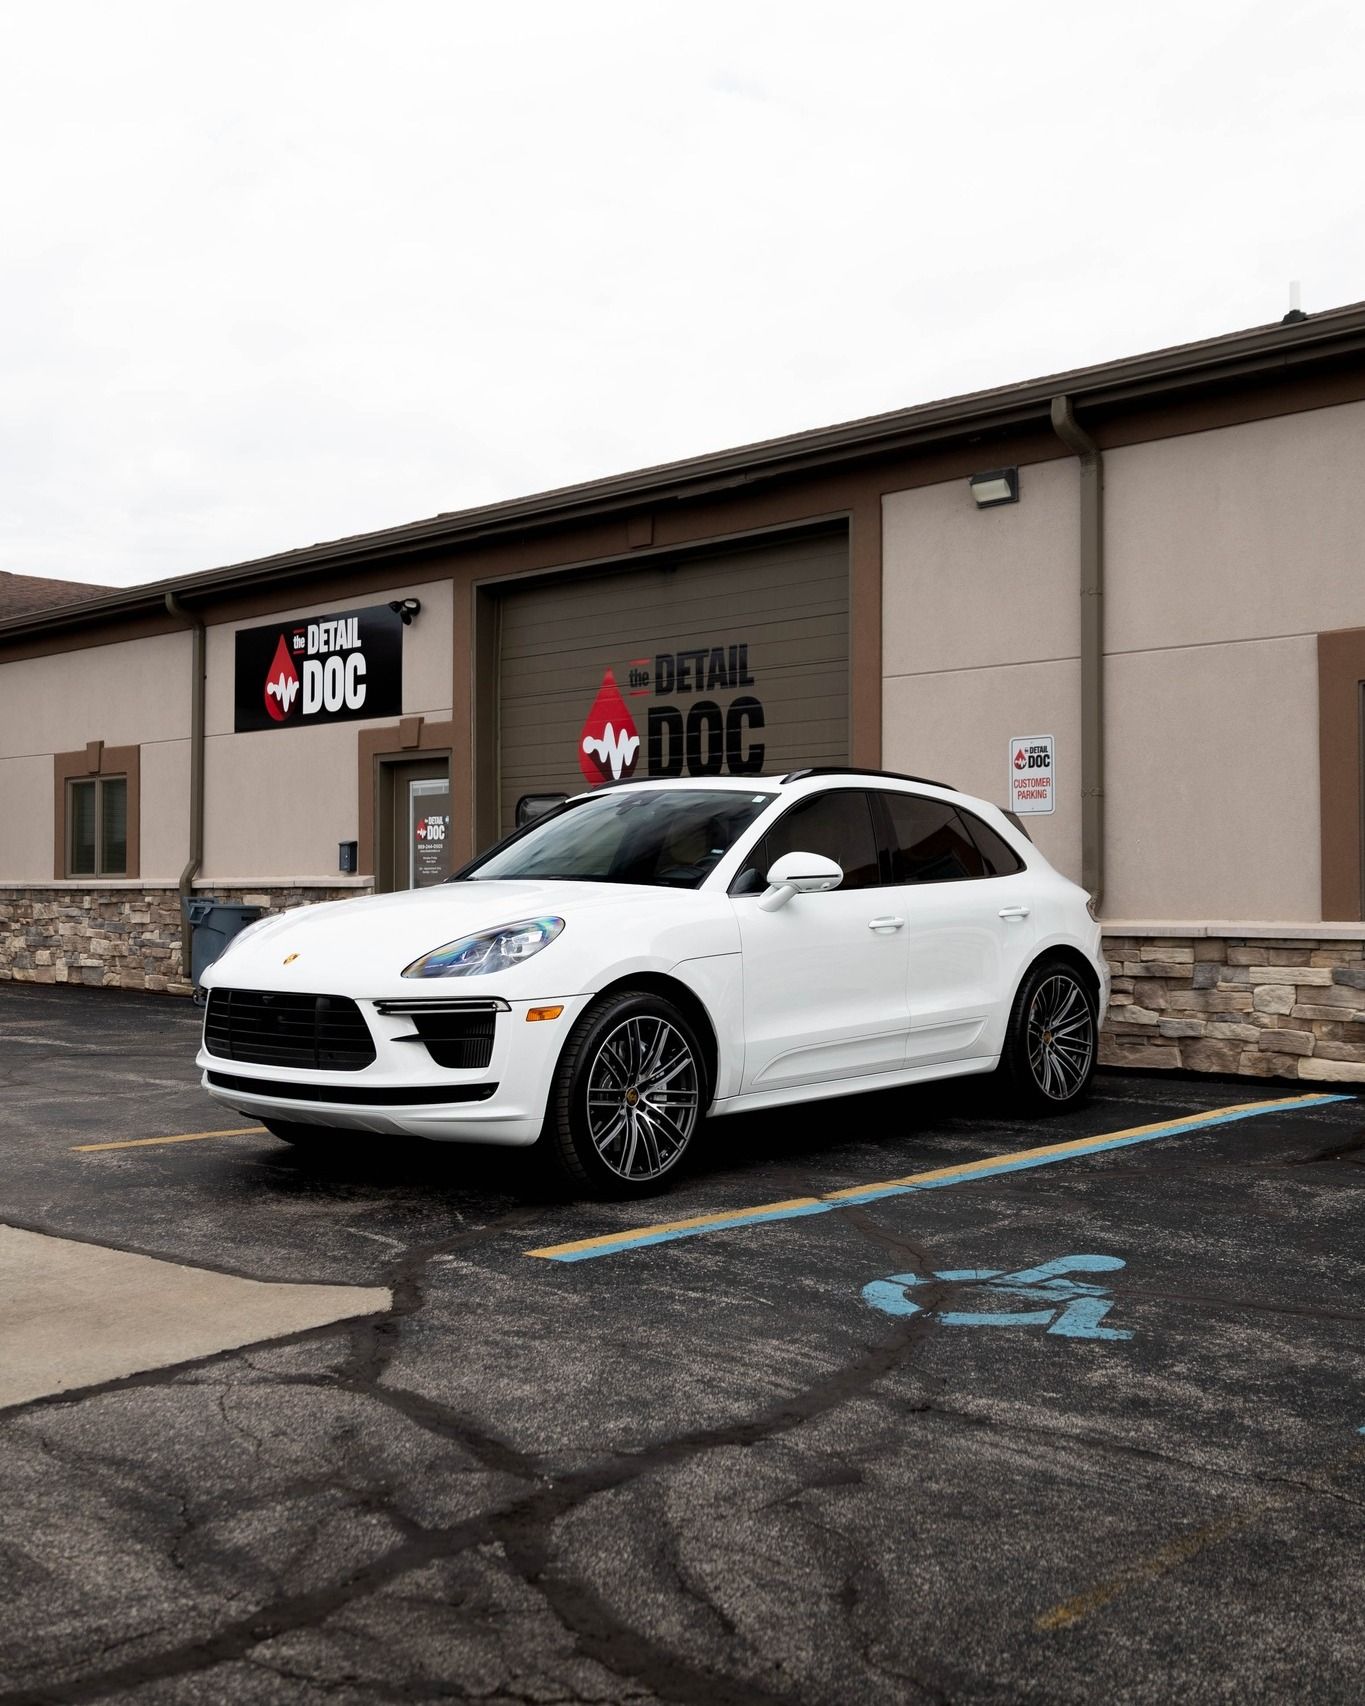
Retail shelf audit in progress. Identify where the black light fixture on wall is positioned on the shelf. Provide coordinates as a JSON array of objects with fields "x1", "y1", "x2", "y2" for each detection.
[
  {"x1": 968, "y1": 467, "x2": 1019, "y2": 508},
  {"x1": 389, "y1": 598, "x2": 422, "y2": 625}
]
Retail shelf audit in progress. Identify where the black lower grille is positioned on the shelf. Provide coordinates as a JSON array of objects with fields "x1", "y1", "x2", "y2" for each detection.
[
  {"x1": 204, "y1": 989, "x2": 376, "y2": 1071},
  {"x1": 206, "y1": 1070, "x2": 496, "y2": 1105},
  {"x1": 408, "y1": 1010, "x2": 496, "y2": 1070}
]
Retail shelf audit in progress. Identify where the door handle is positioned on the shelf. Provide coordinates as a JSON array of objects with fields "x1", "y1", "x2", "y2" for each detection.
[
  {"x1": 998, "y1": 905, "x2": 1031, "y2": 920},
  {"x1": 868, "y1": 916, "x2": 905, "y2": 931}
]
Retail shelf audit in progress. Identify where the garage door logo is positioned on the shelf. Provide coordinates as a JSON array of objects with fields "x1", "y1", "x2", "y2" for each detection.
[
  {"x1": 264, "y1": 634, "x2": 301, "y2": 721},
  {"x1": 579, "y1": 670, "x2": 640, "y2": 783}
]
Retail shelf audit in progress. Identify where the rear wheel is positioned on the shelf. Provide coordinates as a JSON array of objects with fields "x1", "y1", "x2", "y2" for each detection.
[
  {"x1": 538, "y1": 990, "x2": 705, "y2": 1198},
  {"x1": 999, "y1": 959, "x2": 1097, "y2": 1113}
]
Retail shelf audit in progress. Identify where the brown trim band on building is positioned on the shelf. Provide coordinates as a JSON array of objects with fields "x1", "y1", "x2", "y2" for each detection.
[
  {"x1": 53, "y1": 744, "x2": 141, "y2": 880},
  {"x1": 1318, "y1": 627, "x2": 1365, "y2": 921},
  {"x1": 356, "y1": 719, "x2": 459, "y2": 880}
]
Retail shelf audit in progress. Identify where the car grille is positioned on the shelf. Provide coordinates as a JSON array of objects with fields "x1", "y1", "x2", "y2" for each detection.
[{"x1": 204, "y1": 989, "x2": 376, "y2": 1071}]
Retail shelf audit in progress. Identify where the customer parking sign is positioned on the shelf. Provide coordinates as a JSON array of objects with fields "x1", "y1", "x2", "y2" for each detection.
[{"x1": 1009, "y1": 735, "x2": 1055, "y2": 814}]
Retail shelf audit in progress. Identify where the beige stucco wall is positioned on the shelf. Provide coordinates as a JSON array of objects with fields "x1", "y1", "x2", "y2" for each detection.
[
  {"x1": 1099, "y1": 399, "x2": 1365, "y2": 919},
  {"x1": 139, "y1": 738, "x2": 191, "y2": 881},
  {"x1": 200, "y1": 577, "x2": 454, "y2": 880},
  {"x1": 882, "y1": 457, "x2": 1082, "y2": 881},
  {"x1": 1106, "y1": 636, "x2": 1320, "y2": 920},
  {"x1": 201, "y1": 709, "x2": 442, "y2": 881},
  {"x1": 0, "y1": 579, "x2": 454, "y2": 885},
  {"x1": 0, "y1": 630, "x2": 191, "y2": 758},
  {"x1": 1105, "y1": 397, "x2": 1365, "y2": 651},
  {"x1": 0, "y1": 756, "x2": 54, "y2": 881},
  {"x1": 883, "y1": 399, "x2": 1365, "y2": 922},
  {"x1": 0, "y1": 630, "x2": 193, "y2": 883}
]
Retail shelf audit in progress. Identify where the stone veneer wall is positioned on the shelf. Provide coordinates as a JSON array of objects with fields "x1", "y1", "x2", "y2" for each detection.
[
  {"x1": 1102, "y1": 929, "x2": 1365, "y2": 1085},
  {"x1": 0, "y1": 884, "x2": 371, "y2": 997}
]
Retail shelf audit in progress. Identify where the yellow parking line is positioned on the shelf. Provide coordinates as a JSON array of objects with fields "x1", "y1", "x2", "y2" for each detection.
[
  {"x1": 73, "y1": 1126, "x2": 265, "y2": 1153},
  {"x1": 1035, "y1": 1515, "x2": 1244, "y2": 1630},
  {"x1": 527, "y1": 1092, "x2": 1348, "y2": 1262}
]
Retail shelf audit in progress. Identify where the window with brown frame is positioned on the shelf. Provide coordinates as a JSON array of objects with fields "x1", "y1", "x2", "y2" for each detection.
[
  {"x1": 67, "y1": 775, "x2": 129, "y2": 877},
  {"x1": 53, "y1": 743, "x2": 141, "y2": 881}
]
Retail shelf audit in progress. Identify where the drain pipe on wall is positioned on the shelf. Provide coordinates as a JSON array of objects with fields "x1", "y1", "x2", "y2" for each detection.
[
  {"x1": 164, "y1": 592, "x2": 206, "y2": 977},
  {"x1": 1049, "y1": 394, "x2": 1104, "y2": 912}
]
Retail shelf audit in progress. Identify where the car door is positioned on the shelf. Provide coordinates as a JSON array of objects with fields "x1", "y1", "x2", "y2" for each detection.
[
  {"x1": 875, "y1": 792, "x2": 1038, "y2": 1067},
  {"x1": 730, "y1": 789, "x2": 911, "y2": 1092}
]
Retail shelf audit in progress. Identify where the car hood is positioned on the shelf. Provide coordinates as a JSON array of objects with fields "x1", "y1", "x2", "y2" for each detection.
[{"x1": 201, "y1": 879, "x2": 730, "y2": 996}]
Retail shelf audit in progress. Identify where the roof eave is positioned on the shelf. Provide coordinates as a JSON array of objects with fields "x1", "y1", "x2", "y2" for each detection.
[{"x1": 5, "y1": 303, "x2": 1365, "y2": 643}]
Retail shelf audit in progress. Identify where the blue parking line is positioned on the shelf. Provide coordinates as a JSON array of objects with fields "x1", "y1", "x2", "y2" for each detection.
[{"x1": 528, "y1": 1092, "x2": 1351, "y2": 1263}]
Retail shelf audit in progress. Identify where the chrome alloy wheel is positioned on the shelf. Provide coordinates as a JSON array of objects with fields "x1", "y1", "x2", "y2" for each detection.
[
  {"x1": 584, "y1": 1015, "x2": 700, "y2": 1182},
  {"x1": 1026, "y1": 972, "x2": 1095, "y2": 1101}
]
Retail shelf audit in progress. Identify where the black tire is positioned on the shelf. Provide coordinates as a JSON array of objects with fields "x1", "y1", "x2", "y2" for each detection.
[
  {"x1": 537, "y1": 989, "x2": 707, "y2": 1198},
  {"x1": 998, "y1": 958, "x2": 1098, "y2": 1114}
]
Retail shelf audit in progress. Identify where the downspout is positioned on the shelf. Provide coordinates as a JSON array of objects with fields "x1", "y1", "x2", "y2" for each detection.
[
  {"x1": 1049, "y1": 395, "x2": 1104, "y2": 912},
  {"x1": 164, "y1": 592, "x2": 206, "y2": 977}
]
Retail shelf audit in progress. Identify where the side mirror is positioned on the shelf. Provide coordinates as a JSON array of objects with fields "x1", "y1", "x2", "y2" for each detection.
[{"x1": 757, "y1": 850, "x2": 844, "y2": 912}]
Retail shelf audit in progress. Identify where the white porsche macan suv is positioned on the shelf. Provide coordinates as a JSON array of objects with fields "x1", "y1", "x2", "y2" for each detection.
[{"x1": 197, "y1": 769, "x2": 1109, "y2": 1197}]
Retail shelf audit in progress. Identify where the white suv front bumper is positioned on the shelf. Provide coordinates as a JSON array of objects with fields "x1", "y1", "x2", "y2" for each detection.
[{"x1": 197, "y1": 990, "x2": 592, "y2": 1145}]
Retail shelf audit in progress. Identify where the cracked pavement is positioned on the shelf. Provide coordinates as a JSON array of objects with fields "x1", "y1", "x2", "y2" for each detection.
[{"x1": 1, "y1": 980, "x2": 1362, "y2": 1704}]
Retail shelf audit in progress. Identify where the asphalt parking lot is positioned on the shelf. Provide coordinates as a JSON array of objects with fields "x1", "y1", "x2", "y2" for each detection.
[{"x1": 1, "y1": 981, "x2": 1362, "y2": 1706}]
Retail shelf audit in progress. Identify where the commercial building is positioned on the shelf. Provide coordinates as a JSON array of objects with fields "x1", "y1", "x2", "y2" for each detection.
[{"x1": 5, "y1": 304, "x2": 1365, "y2": 1083}]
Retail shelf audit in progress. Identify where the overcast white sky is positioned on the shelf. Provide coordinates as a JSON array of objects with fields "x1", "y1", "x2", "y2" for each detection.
[{"x1": 3, "y1": 0, "x2": 1362, "y2": 589}]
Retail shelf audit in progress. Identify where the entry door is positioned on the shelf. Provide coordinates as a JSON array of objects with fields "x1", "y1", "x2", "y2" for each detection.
[
  {"x1": 875, "y1": 792, "x2": 1037, "y2": 1066},
  {"x1": 732, "y1": 790, "x2": 911, "y2": 1092},
  {"x1": 380, "y1": 759, "x2": 452, "y2": 891}
]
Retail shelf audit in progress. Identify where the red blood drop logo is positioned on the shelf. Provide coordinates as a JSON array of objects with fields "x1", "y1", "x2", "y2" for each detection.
[
  {"x1": 1014, "y1": 748, "x2": 1028, "y2": 770},
  {"x1": 578, "y1": 669, "x2": 640, "y2": 784},
  {"x1": 263, "y1": 633, "x2": 301, "y2": 722}
]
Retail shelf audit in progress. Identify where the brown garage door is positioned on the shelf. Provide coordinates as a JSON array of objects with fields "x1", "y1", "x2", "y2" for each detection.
[{"x1": 496, "y1": 528, "x2": 849, "y2": 833}]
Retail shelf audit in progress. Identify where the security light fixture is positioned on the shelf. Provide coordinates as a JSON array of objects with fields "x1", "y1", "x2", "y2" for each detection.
[
  {"x1": 969, "y1": 468, "x2": 1019, "y2": 508},
  {"x1": 389, "y1": 598, "x2": 423, "y2": 625}
]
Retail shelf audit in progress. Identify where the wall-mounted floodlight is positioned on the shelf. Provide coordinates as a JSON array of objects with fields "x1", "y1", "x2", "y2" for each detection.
[
  {"x1": 389, "y1": 598, "x2": 423, "y2": 625},
  {"x1": 968, "y1": 468, "x2": 1019, "y2": 508}
]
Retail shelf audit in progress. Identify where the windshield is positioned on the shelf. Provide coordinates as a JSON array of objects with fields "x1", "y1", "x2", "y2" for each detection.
[{"x1": 457, "y1": 789, "x2": 775, "y2": 888}]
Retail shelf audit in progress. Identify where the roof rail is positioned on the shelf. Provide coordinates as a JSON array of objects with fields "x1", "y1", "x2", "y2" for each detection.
[{"x1": 781, "y1": 766, "x2": 955, "y2": 790}]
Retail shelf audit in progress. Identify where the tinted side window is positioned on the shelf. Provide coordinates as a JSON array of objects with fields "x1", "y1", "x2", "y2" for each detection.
[
  {"x1": 731, "y1": 790, "x2": 881, "y2": 893},
  {"x1": 961, "y1": 810, "x2": 1026, "y2": 877},
  {"x1": 883, "y1": 794, "x2": 986, "y2": 883}
]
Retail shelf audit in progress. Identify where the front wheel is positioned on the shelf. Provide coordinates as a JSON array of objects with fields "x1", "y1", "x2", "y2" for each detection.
[
  {"x1": 538, "y1": 990, "x2": 706, "y2": 1198},
  {"x1": 999, "y1": 959, "x2": 1098, "y2": 1113}
]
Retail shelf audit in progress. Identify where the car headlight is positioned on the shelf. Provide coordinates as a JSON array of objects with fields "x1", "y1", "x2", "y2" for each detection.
[{"x1": 402, "y1": 916, "x2": 565, "y2": 979}]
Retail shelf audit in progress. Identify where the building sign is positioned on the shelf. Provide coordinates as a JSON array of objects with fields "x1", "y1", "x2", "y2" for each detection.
[
  {"x1": 578, "y1": 644, "x2": 765, "y2": 786},
  {"x1": 1009, "y1": 734, "x2": 1055, "y2": 814},
  {"x1": 233, "y1": 604, "x2": 403, "y2": 733},
  {"x1": 410, "y1": 779, "x2": 451, "y2": 887}
]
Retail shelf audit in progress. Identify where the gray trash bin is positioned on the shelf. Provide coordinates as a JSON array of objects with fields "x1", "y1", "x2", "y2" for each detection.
[{"x1": 183, "y1": 898, "x2": 263, "y2": 989}]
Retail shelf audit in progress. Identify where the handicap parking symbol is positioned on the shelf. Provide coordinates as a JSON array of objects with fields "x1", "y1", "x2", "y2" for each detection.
[{"x1": 862, "y1": 1254, "x2": 1133, "y2": 1341}]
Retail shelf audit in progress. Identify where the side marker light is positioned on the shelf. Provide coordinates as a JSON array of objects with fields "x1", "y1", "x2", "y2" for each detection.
[{"x1": 526, "y1": 1006, "x2": 564, "y2": 1022}]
